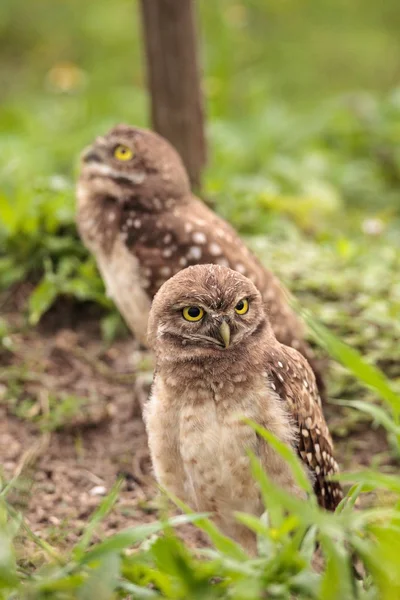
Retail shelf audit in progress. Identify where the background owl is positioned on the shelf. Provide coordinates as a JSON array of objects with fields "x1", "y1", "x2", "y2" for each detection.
[
  {"x1": 144, "y1": 265, "x2": 342, "y2": 554},
  {"x1": 76, "y1": 124, "x2": 325, "y2": 398}
]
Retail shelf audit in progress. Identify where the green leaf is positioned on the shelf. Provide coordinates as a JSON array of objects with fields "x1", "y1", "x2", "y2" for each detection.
[
  {"x1": 335, "y1": 483, "x2": 366, "y2": 515},
  {"x1": 247, "y1": 452, "x2": 285, "y2": 529},
  {"x1": 300, "y1": 308, "x2": 400, "y2": 416},
  {"x1": 118, "y1": 581, "x2": 161, "y2": 598},
  {"x1": 336, "y1": 399, "x2": 400, "y2": 439},
  {"x1": 167, "y1": 492, "x2": 248, "y2": 561},
  {"x1": 78, "y1": 553, "x2": 120, "y2": 600},
  {"x1": 28, "y1": 277, "x2": 59, "y2": 325},
  {"x1": 101, "y1": 311, "x2": 126, "y2": 344},
  {"x1": 0, "y1": 529, "x2": 18, "y2": 588},
  {"x1": 334, "y1": 471, "x2": 400, "y2": 494},
  {"x1": 149, "y1": 534, "x2": 213, "y2": 597},
  {"x1": 73, "y1": 479, "x2": 123, "y2": 560},
  {"x1": 36, "y1": 574, "x2": 85, "y2": 593},
  {"x1": 0, "y1": 196, "x2": 18, "y2": 234},
  {"x1": 319, "y1": 535, "x2": 355, "y2": 600},
  {"x1": 352, "y1": 530, "x2": 400, "y2": 600},
  {"x1": 233, "y1": 512, "x2": 270, "y2": 538},
  {"x1": 80, "y1": 513, "x2": 211, "y2": 565},
  {"x1": 299, "y1": 525, "x2": 318, "y2": 564},
  {"x1": 244, "y1": 419, "x2": 314, "y2": 495}
]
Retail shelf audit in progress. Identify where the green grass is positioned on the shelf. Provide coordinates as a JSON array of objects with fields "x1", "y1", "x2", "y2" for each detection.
[{"x1": 1, "y1": 0, "x2": 400, "y2": 597}]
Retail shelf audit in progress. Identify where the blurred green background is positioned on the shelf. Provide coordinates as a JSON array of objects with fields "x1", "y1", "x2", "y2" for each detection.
[
  {"x1": 0, "y1": 0, "x2": 399, "y2": 385},
  {"x1": 1, "y1": 0, "x2": 400, "y2": 229}
]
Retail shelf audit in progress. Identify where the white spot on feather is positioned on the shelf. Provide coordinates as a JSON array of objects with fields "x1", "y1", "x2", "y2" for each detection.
[
  {"x1": 192, "y1": 232, "x2": 207, "y2": 244},
  {"x1": 314, "y1": 444, "x2": 321, "y2": 460},
  {"x1": 209, "y1": 242, "x2": 222, "y2": 256},
  {"x1": 187, "y1": 246, "x2": 202, "y2": 260}
]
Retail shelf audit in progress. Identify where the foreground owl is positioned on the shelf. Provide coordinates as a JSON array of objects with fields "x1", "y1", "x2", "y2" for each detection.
[
  {"x1": 144, "y1": 265, "x2": 341, "y2": 554},
  {"x1": 76, "y1": 124, "x2": 325, "y2": 398}
]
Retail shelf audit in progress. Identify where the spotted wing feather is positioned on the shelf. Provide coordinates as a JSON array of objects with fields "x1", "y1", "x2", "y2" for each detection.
[
  {"x1": 264, "y1": 344, "x2": 342, "y2": 510},
  {"x1": 121, "y1": 195, "x2": 314, "y2": 350}
]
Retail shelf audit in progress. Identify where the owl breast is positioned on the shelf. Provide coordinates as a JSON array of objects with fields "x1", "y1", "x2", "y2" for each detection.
[
  {"x1": 178, "y1": 392, "x2": 265, "y2": 521},
  {"x1": 95, "y1": 238, "x2": 151, "y2": 345}
]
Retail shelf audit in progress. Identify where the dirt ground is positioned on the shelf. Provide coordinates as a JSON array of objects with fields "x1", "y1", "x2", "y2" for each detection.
[{"x1": 0, "y1": 288, "x2": 394, "y2": 560}]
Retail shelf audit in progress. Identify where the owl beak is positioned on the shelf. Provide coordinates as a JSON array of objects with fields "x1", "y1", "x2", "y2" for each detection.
[
  {"x1": 219, "y1": 320, "x2": 230, "y2": 348},
  {"x1": 81, "y1": 145, "x2": 102, "y2": 164}
]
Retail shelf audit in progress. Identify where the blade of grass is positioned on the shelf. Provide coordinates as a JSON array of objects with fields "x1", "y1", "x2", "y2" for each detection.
[
  {"x1": 299, "y1": 307, "x2": 400, "y2": 416},
  {"x1": 335, "y1": 483, "x2": 365, "y2": 515},
  {"x1": 333, "y1": 471, "x2": 400, "y2": 494},
  {"x1": 244, "y1": 419, "x2": 314, "y2": 495},
  {"x1": 73, "y1": 478, "x2": 123, "y2": 559},
  {"x1": 335, "y1": 400, "x2": 400, "y2": 440},
  {"x1": 247, "y1": 451, "x2": 285, "y2": 529},
  {"x1": 166, "y1": 491, "x2": 248, "y2": 561},
  {"x1": 78, "y1": 554, "x2": 120, "y2": 600},
  {"x1": 118, "y1": 580, "x2": 161, "y2": 598},
  {"x1": 80, "y1": 513, "x2": 210, "y2": 565},
  {"x1": 319, "y1": 535, "x2": 355, "y2": 600},
  {"x1": 5, "y1": 503, "x2": 64, "y2": 565}
]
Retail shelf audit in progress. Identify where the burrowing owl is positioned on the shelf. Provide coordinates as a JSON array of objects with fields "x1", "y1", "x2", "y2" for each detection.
[
  {"x1": 76, "y1": 124, "x2": 325, "y2": 398},
  {"x1": 144, "y1": 265, "x2": 341, "y2": 554}
]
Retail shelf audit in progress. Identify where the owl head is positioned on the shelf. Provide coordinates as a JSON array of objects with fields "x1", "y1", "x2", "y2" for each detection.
[
  {"x1": 148, "y1": 264, "x2": 272, "y2": 362},
  {"x1": 77, "y1": 124, "x2": 190, "y2": 208}
]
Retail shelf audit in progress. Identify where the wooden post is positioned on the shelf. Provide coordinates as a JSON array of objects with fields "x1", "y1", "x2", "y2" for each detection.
[{"x1": 139, "y1": 0, "x2": 206, "y2": 190}]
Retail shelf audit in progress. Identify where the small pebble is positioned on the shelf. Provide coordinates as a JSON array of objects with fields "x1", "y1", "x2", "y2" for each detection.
[{"x1": 89, "y1": 485, "x2": 107, "y2": 496}]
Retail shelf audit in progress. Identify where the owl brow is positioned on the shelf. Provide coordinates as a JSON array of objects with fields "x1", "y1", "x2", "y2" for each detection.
[
  {"x1": 234, "y1": 292, "x2": 257, "y2": 305},
  {"x1": 171, "y1": 301, "x2": 209, "y2": 312},
  {"x1": 111, "y1": 141, "x2": 134, "y2": 152}
]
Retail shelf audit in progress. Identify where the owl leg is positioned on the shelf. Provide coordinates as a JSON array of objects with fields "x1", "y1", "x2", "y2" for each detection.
[
  {"x1": 233, "y1": 524, "x2": 258, "y2": 556},
  {"x1": 214, "y1": 516, "x2": 258, "y2": 557}
]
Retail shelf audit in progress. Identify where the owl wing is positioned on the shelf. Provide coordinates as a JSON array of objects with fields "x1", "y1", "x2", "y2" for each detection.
[
  {"x1": 122, "y1": 195, "x2": 269, "y2": 297},
  {"x1": 264, "y1": 344, "x2": 342, "y2": 510},
  {"x1": 123, "y1": 195, "x2": 304, "y2": 331}
]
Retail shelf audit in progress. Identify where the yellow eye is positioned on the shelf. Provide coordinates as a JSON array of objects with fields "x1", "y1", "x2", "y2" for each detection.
[
  {"x1": 114, "y1": 145, "x2": 134, "y2": 161},
  {"x1": 182, "y1": 306, "x2": 204, "y2": 322},
  {"x1": 235, "y1": 298, "x2": 249, "y2": 315}
]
